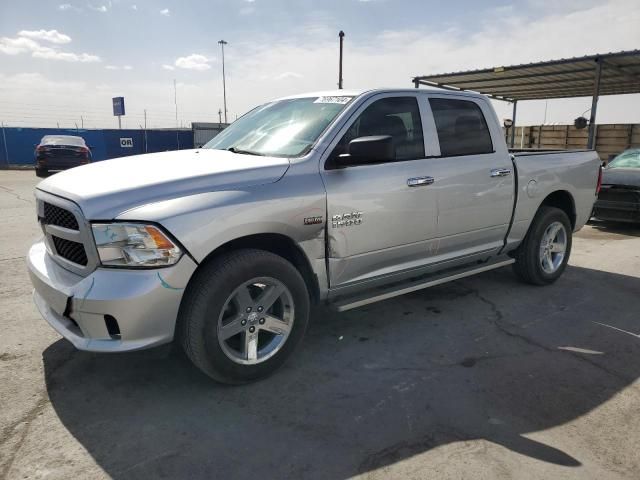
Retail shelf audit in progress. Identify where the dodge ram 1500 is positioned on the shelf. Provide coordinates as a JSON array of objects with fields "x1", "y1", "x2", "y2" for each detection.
[{"x1": 27, "y1": 89, "x2": 602, "y2": 383}]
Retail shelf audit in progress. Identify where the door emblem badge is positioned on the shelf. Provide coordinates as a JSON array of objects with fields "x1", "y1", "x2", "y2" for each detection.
[
  {"x1": 332, "y1": 211, "x2": 363, "y2": 228},
  {"x1": 303, "y1": 216, "x2": 324, "y2": 225}
]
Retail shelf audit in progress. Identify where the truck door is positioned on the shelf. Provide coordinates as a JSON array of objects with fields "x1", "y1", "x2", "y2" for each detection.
[
  {"x1": 320, "y1": 94, "x2": 439, "y2": 288},
  {"x1": 425, "y1": 95, "x2": 515, "y2": 258}
]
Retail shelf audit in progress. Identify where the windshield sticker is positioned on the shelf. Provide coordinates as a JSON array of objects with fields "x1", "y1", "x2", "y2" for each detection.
[{"x1": 314, "y1": 96, "x2": 352, "y2": 104}]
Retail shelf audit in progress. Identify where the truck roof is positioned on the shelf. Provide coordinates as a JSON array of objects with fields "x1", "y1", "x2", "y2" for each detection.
[{"x1": 275, "y1": 88, "x2": 487, "y2": 102}]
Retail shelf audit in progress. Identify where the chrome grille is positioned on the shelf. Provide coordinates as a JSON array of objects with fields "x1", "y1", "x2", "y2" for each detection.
[
  {"x1": 52, "y1": 236, "x2": 88, "y2": 266},
  {"x1": 36, "y1": 192, "x2": 98, "y2": 276},
  {"x1": 44, "y1": 202, "x2": 79, "y2": 230}
]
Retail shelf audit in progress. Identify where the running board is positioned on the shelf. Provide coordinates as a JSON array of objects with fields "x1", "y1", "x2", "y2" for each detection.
[{"x1": 330, "y1": 257, "x2": 515, "y2": 312}]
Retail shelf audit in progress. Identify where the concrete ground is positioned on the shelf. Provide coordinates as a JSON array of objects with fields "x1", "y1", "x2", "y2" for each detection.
[{"x1": 1, "y1": 170, "x2": 639, "y2": 480}]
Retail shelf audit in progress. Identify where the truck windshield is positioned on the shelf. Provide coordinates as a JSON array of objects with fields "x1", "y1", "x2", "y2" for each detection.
[{"x1": 204, "y1": 96, "x2": 354, "y2": 157}]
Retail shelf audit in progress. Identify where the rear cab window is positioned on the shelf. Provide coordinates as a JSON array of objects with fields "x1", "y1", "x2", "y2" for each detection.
[{"x1": 428, "y1": 98, "x2": 494, "y2": 157}]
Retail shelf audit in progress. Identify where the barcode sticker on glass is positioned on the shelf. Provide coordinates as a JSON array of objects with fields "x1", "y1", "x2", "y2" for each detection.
[{"x1": 314, "y1": 96, "x2": 352, "y2": 104}]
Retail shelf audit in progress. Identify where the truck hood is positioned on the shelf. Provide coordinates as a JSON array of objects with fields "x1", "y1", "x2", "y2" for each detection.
[
  {"x1": 602, "y1": 168, "x2": 640, "y2": 188},
  {"x1": 36, "y1": 149, "x2": 290, "y2": 219}
]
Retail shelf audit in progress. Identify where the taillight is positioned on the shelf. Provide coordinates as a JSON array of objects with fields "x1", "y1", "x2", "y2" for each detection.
[{"x1": 596, "y1": 166, "x2": 603, "y2": 195}]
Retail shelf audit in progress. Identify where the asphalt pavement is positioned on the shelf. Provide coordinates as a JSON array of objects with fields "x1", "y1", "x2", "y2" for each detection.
[{"x1": 1, "y1": 170, "x2": 639, "y2": 479}]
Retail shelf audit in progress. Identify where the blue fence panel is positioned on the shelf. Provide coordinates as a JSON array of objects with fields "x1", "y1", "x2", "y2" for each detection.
[{"x1": 0, "y1": 127, "x2": 194, "y2": 167}]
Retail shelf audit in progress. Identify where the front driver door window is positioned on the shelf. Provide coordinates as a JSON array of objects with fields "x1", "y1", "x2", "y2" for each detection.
[{"x1": 331, "y1": 96, "x2": 425, "y2": 166}]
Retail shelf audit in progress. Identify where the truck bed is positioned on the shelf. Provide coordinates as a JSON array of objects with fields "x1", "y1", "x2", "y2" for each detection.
[
  {"x1": 504, "y1": 149, "x2": 601, "y2": 251},
  {"x1": 509, "y1": 148, "x2": 592, "y2": 156}
]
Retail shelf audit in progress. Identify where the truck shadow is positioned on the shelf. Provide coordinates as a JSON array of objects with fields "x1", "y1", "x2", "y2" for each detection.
[{"x1": 42, "y1": 265, "x2": 640, "y2": 479}]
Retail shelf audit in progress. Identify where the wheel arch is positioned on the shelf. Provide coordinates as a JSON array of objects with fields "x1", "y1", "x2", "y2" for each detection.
[
  {"x1": 189, "y1": 233, "x2": 320, "y2": 305},
  {"x1": 539, "y1": 190, "x2": 576, "y2": 229}
]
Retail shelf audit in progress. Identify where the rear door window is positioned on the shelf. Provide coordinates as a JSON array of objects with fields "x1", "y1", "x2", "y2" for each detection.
[{"x1": 429, "y1": 98, "x2": 494, "y2": 157}]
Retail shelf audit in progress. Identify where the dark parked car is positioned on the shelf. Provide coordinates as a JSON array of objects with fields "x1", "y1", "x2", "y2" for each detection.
[
  {"x1": 593, "y1": 149, "x2": 640, "y2": 223},
  {"x1": 35, "y1": 135, "x2": 91, "y2": 177}
]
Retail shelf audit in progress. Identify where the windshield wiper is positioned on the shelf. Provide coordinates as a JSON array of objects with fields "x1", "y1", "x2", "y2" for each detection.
[{"x1": 226, "y1": 146, "x2": 265, "y2": 156}]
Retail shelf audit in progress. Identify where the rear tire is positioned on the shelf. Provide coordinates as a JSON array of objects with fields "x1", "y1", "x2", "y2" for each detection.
[
  {"x1": 513, "y1": 206, "x2": 572, "y2": 285},
  {"x1": 178, "y1": 249, "x2": 310, "y2": 384},
  {"x1": 35, "y1": 168, "x2": 48, "y2": 178}
]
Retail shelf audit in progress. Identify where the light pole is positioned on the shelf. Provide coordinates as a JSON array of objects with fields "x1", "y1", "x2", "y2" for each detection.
[
  {"x1": 338, "y1": 31, "x2": 345, "y2": 89},
  {"x1": 218, "y1": 39, "x2": 228, "y2": 123}
]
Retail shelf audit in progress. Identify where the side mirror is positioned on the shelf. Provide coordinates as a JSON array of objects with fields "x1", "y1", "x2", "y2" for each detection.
[{"x1": 337, "y1": 135, "x2": 394, "y2": 166}]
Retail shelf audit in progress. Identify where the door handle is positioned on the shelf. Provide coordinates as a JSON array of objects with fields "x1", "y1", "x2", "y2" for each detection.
[
  {"x1": 490, "y1": 168, "x2": 512, "y2": 177},
  {"x1": 407, "y1": 176, "x2": 435, "y2": 187}
]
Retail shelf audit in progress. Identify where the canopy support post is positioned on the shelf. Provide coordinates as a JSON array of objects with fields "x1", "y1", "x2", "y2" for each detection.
[
  {"x1": 510, "y1": 100, "x2": 518, "y2": 148},
  {"x1": 587, "y1": 58, "x2": 603, "y2": 150}
]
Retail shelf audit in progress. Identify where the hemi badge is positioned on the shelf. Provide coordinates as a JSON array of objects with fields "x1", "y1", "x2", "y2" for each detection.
[{"x1": 304, "y1": 216, "x2": 323, "y2": 225}]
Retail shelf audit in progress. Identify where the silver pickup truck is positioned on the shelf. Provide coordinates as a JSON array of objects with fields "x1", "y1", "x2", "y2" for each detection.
[{"x1": 27, "y1": 89, "x2": 602, "y2": 383}]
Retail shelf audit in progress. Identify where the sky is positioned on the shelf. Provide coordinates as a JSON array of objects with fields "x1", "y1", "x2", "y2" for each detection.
[{"x1": 0, "y1": 0, "x2": 639, "y2": 129}]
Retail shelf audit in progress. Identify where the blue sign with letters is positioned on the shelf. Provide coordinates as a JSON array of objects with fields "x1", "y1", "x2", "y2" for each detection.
[{"x1": 112, "y1": 97, "x2": 125, "y2": 116}]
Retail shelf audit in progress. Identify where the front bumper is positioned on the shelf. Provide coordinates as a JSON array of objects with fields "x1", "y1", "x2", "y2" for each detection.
[{"x1": 27, "y1": 240, "x2": 197, "y2": 352}]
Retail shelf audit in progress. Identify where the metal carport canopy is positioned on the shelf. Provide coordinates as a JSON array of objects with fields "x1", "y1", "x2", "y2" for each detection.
[{"x1": 412, "y1": 50, "x2": 640, "y2": 148}]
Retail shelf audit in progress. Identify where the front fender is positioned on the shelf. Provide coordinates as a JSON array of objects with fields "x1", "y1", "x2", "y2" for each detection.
[{"x1": 117, "y1": 170, "x2": 329, "y2": 293}]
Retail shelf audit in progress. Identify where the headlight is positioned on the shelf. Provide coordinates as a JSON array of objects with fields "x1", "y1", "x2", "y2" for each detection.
[{"x1": 91, "y1": 223, "x2": 182, "y2": 267}]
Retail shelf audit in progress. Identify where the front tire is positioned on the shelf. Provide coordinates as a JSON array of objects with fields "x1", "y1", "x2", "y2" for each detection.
[
  {"x1": 513, "y1": 206, "x2": 572, "y2": 285},
  {"x1": 178, "y1": 249, "x2": 310, "y2": 384},
  {"x1": 35, "y1": 168, "x2": 48, "y2": 178}
]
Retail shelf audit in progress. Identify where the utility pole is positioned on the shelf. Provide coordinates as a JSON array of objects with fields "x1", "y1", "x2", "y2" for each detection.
[
  {"x1": 218, "y1": 108, "x2": 222, "y2": 124},
  {"x1": 218, "y1": 39, "x2": 228, "y2": 123},
  {"x1": 338, "y1": 30, "x2": 345, "y2": 89},
  {"x1": 174, "y1": 79, "x2": 180, "y2": 149},
  {"x1": 80, "y1": 115, "x2": 84, "y2": 129}
]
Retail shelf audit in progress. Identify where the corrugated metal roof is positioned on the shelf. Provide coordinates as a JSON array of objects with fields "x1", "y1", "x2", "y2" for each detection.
[{"x1": 412, "y1": 50, "x2": 640, "y2": 102}]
